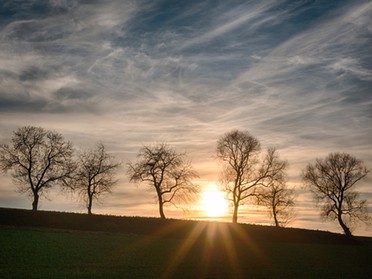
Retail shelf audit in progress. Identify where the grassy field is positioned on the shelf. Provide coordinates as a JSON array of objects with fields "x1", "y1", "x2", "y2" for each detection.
[{"x1": 1, "y1": 208, "x2": 371, "y2": 278}]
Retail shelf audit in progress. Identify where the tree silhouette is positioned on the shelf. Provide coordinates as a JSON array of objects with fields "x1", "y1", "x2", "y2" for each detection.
[
  {"x1": 256, "y1": 180, "x2": 295, "y2": 227},
  {"x1": 0, "y1": 126, "x2": 75, "y2": 211},
  {"x1": 127, "y1": 143, "x2": 199, "y2": 219},
  {"x1": 217, "y1": 130, "x2": 287, "y2": 223},
  {"x1": 72, "y1": 143, "x2": 121, "y2": 214},
  {"x1": 302, "y1": 152, "x2": 370, "y2": 237}
]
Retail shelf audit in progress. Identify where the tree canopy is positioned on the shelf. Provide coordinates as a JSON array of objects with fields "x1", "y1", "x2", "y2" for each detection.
[
  {"x1": 127, "y1": 143, "x2": 199, "y2": 219},
  {"x1": 217, "y1": 130, "x2": 287, "y2": 223},
  {"x1": 72, "y1": 143, "x2": 121, "y2": 214},
  {"x1": 0, "y1": 126, "x2": 75, "y2": 211},
  {"x1": 303, "y1": 152, "x2": 370, "y2": 237}
]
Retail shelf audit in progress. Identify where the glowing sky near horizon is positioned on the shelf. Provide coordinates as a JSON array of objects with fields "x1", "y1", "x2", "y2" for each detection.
[{"x1": 0, "y1": 0, "x2": 371, "y2": 236}]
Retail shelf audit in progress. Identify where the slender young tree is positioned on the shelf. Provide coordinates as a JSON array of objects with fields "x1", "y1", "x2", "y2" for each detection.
[
  {"x1": 0, "y1": 126, "x2": 75, "y2": 211},
  {"x1": 127, "y1": 143, "x2": 199, "y2": 219},
  {"x1": 302, "y1": 152, "x2": 370, "y2": 237},
  {"x1": 256, "y1": 181, "x2": 295, "y2": 227},
  {"x1": 73, "y1": 143, "x2": 121, "y2": 214},
  {"x1": 217, "y1": 130, "x2": 287, "y2": 223}
]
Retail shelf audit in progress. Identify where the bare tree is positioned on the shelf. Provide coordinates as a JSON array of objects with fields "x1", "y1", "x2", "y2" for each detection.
[
  {"x1": 256, "y1": 181, "x2": 295, "y2": 227},
  {"x1": 127, "y1": 143, "x2": 199, "y2": 219},
  {"x1": 302, "y1": 152, "x2": 370, "y2": 237},
  {"x1": 0, "y1": 126, "x2": 75, "y2": 211},
  {"x1": 217, "y1": 130, "x2": 287, "y2": 223},
  {"x1": 72, "y1": 143, "x2": 121, "y2": 214}
]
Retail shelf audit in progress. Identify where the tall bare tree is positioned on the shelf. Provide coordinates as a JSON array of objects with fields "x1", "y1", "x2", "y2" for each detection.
[
  {"x1": 302, "y1": 152, "x2": 370, "y2": 237},
  {"x1": 0, "y1": 126, "x2": 75, "y2": 211},
  {"x1": 72, "y1": 143, "x2": 121, "y2": 214},
  {"x1": 127, "y1": 143, "x2": 199, "y2": 219},
  {"x1": 217, "y1": 130, "x2": 287, "y2": 223},
  {"x1": 256, "y1": 181, "x2": 295, "y2": 227}
]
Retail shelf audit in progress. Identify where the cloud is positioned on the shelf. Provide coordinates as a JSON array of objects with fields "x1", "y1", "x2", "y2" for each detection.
[
  {"x1": 180, "y1": 0, "x2": 285, "y2": 49},
  {"x1": 0, "y1": 0, "x2": 144, "y2": 108},
  {"x1": 328, "y1": 58, "x2": 372, "y2": 81},
  {"x1": 229, "y1": 1, "x2": 372, "y2": 144},
  {"x1": 233, "y1": 1, "x2": 372, "y2": 82}
]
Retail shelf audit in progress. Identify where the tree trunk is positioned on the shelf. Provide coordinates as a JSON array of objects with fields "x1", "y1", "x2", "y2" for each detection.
[
  {"x1": 338, "y1": 213, "x2": 352, "y2": 237},
  {"x1": 273, "y1": 207, "x2": 279, "y2": 227},
  {"x1": 157, "y1": 192, "x2": 166, "y2": 219},
  {"x1": 232, "y1": 203, "x2": 239, "y2": 224},
  {"x1": 87, "y1": 195, "x2": 93, "y2": 215},
  {"x1": 159, "y1": 202, "x2": 166, "y2": 219},
  {"x1": 32, "y1": 192, "x2": 39, "y2": 211}
]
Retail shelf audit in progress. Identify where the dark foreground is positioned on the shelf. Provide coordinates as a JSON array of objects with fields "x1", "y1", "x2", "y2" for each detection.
[{"x1": 1, "y1": 208, "x2": 371, "y2": 278}]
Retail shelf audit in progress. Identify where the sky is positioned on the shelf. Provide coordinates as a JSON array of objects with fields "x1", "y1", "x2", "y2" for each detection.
[{"x1": 0, "y1": 0, "x2": 371, "y2": 236}]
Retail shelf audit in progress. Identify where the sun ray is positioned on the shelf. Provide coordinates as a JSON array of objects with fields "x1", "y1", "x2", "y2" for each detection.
[{"x1": 161, "y1": 223, "x2": 206, "y2": 278}]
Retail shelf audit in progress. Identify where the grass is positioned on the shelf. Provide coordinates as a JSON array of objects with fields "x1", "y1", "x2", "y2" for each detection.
[
  {"x1": 0, "y1": 228, "x2": 175, "y2": 279},
  {"x1": 1, "y1": 208, "x2": 372, "y2": 278}
]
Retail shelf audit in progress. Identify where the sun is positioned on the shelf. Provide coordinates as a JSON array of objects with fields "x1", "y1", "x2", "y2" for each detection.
[{"x1": 201, "y1": 185, "x2": 228, "y2": 217}]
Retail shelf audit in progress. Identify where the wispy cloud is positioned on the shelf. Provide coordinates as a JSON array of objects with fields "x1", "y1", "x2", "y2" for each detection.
[
  {"x1": 230, "y1": 1, "x2": 372, "y2": 154},
  {"x1": 328, "y1": 58, "x2": 372, "y2": 81},
  {"x1": 180, "y1": 0, "x2": 286, "y2": 49}
]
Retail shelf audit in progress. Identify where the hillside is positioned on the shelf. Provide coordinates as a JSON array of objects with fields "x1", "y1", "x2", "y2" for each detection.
[
  {"x1": 0, "y1": 207, "x2": 367, "y2": 245},
  {"x1": 1, "y1": 207, "x2": 372, "y2": 279}
]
